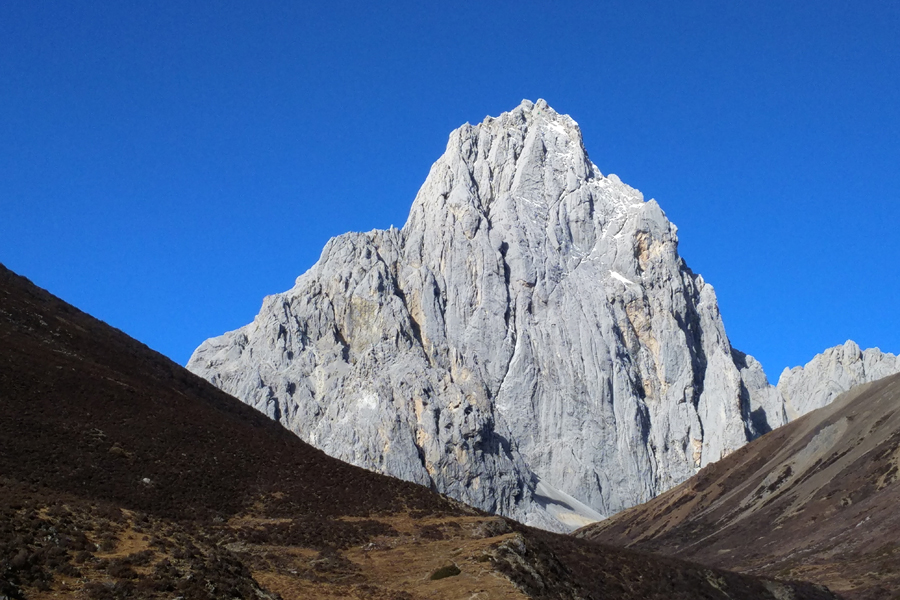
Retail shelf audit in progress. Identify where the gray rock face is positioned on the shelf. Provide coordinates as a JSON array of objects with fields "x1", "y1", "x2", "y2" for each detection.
[
  {"x1": 778, "y1": 340, "x2": 900, "y2": 420},
  {"x1": 187, "y1": 100, "x2": 784, "y2": 531}
]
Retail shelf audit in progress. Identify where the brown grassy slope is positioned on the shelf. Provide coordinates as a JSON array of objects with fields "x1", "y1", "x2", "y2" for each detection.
[
  {"x1": 0, "y1": 264, "x2": 461, "y2": 523},
  {"x1": 0, "y1": 263, "x2": 841, "y2": 599},
  {"x1": 579, "y1": 373, "x2": 900, "y2": 600}
]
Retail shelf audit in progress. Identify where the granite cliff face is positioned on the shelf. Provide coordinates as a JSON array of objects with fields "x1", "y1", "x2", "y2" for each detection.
[
  {"x1": 779, "y1": 340, "x2": 900, "y2": 420},
  {"x1": 188, "y1": 100, "x2": 785, "y2": 531}
]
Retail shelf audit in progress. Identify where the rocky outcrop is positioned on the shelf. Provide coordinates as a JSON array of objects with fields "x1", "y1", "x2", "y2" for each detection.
[
  {"x1": 778, "y1": 340, "x2": 900, "y2": 419},
  {"x1": 188, "y1": 99, "x2": 784, "y2": 531}
]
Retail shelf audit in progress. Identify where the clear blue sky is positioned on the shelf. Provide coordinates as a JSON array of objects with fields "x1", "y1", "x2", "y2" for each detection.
[{"x1": 2, "y1": 1, "x2": 898, "y2": 379}]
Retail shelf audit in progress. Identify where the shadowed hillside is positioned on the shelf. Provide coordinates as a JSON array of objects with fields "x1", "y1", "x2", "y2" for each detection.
[
  {"x1": 0, "y1": 263, "x2": 839, "y2": 599},
  {"x1": 580, "y1": 373, "x2": 900, "y2": 600}
]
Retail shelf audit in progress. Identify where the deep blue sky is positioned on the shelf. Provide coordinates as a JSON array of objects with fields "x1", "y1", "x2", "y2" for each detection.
[{"x1": 2, "y1": 1, "x2": 898, "y2": 380}]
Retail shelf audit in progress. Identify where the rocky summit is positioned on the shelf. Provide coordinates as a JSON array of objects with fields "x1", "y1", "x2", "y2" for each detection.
[
  {"x1": 778, "y1": 340, "x2": 899, "y2": 420},
  {"x1": 188, "y1": 99, "x2": 788, "y2": 532}
]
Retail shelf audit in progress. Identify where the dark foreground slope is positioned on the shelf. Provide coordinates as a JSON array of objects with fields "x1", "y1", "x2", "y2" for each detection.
[
  {"x1": 580, "y1": 373, "x2": 900, "y2": 600},
  {"x1": 0, "y1": 262, "x2": 838, "y2": 600}
]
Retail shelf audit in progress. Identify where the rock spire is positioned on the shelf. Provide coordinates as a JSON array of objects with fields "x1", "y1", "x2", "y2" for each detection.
[{"x1": 188, "y1": 100, "x2": 785, "y2": 531}]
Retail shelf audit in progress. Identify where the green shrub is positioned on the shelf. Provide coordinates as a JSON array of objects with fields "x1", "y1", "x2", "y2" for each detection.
[{"x1": 429, "y1": 564, "x2": 461, "y2": 580}]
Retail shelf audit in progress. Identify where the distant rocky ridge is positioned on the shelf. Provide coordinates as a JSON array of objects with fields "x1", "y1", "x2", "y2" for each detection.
[
  {"x1": 188, "y1": 99, "x2": 789, "y2": 531},
  {"x1": 778, "y1": 340, "x2": 899, "y2": 420}
]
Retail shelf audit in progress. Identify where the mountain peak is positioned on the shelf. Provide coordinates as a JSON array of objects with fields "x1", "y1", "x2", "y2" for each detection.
[
  {"x1": 482, "y1": 98, "x2": 575, "y2": 128},
  {"x1": 189, "y1": 101, "x2": 785, "y2": 531},
  {"x1": 403, "y1": 100, "x2": 634, "y2": 255},
  {"x1": 467, "y1": 98, "x2": 588, "y2": 171}
]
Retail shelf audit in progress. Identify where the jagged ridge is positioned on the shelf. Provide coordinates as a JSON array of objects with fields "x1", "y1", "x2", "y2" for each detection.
[{"x1": 779, "y1": 340, "x2": 900, "y2": 419}]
